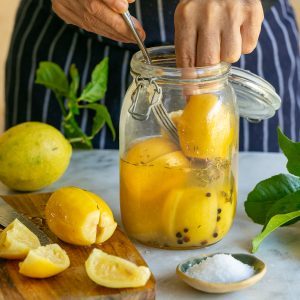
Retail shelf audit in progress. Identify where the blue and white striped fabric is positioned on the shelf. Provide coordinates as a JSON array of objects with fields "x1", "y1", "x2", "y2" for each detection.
[
  {"x1": 5, "y1": 0, "x2": 300, "y2": 151},
  {"x1": 235, "y1": 0, "x2": 300, "y2": 152}
]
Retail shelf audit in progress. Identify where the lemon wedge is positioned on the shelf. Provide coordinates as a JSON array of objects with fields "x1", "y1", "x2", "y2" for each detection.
[
  {"x1": 0, "y1": 219, "x2": 40, "y2": 259},
  {"x1": 45, "y1": 187, "x2": 117, "y2": 245},
  {"x1": 85, "y1": 249, "x2": 151, "y2": 288},
  {"x1": 95, "y1": 212, "x2": 117, "y2": 244},
  {"x1": 85, "y1": 190, "x2": 118, "y2": 244},
  {"x1": 19, "y1": 244, "x2": 70, "y2": 278}
]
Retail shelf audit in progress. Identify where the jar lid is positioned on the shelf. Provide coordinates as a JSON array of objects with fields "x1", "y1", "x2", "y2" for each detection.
[{"x1": 229, "y1": 67, "x2": 281, "y2": 122}]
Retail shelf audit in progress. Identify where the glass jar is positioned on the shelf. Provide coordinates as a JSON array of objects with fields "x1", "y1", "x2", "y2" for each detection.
[{"x1": 119, "y1": 46, "x2": 280, "y2": 249}]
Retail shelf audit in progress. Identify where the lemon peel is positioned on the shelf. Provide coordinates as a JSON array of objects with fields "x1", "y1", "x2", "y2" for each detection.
[
  {"x1": 85, "y1": 249, "x2": 151, "y2": 288},
  {"x1": 0, "y1": 219, "x2": 41, "y2": 259},
  {"x1": 19, "y1": 244, "x2": 70, "y2": 278}
]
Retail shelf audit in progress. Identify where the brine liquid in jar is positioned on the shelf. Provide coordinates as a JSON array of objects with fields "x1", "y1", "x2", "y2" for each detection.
[{"x1": 120, "y1": 93, "x2": 238, "y2": 249}]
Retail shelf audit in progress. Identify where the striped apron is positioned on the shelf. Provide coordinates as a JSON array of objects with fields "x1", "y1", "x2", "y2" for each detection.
[{"x1": 5, "y1": 0, "x2": 300, "y2": 151}]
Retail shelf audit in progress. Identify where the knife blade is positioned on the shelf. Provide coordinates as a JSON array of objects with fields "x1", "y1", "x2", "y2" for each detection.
[{"x1": 0, "y1": 196, "x2": 52, "y2": 245}]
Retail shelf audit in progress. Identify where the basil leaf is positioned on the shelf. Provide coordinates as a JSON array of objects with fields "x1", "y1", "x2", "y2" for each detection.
[
  {"x1": 35, "y1": 62, "x2": 69, "y2": 97},
  {"x1": 265, "y1": 190, "x2": 300, "y2": 226},
  {"x1": 278, "y1": 127, "x2": 300, "y2": 177},
  {"x1": 85, "y1": 103, "x2": 116, "y2": 140},
  {"x1": 252, "y1": 211, "x2": 300, "y2": 253},
  {"x1": 79, "y1": 57, "x2": 108, "y2": 102},
  {"x1": 245, "y1": 174, "x2": 300, "y2": 225}
]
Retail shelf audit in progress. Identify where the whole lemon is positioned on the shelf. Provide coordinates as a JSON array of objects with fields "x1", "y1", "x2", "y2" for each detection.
[
  {"x1": 45, "y1": 187, "x2": 117, "y2": 245},
  {"x1": 0, "y1": 122, "x2": 72, "y2": 191}
]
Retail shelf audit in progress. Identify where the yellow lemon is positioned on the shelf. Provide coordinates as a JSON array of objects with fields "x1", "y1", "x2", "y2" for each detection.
[
  {"x1": 169, "y1": 110, "x2": 183, "y2": 128},
  {"x1": 45, "y1": 187, "x2": 117, "y2": 245},
  {"x1": 120, "y1": 150, "x2": 190, "y2": 242},
  {"x1": 19, "y1": 244, "x2": 70, "y2": 278},
  {"x1": 177, "y1": 94, "x2": 235, "y2": 159},
  {"x1": 0, "y1": 122, "x2": 72, "y2": 191},
  {"x1": 215, "y1": 176, "x2": 237, "y2": 238},
  {"x1": 162, "y1": 186, "x2": 218, "y2": 247},
  {"x1": 0, "y1": 219, "x2": 40, "y2": 259},
  {"x1": 124, "y1": 136, "x2": 178, "y2": 165},
  {"x1": 85, "y1": 249, "x2": 151, "y2": 288},
  {"x1": 161, "y1": 110, "x2": 183, "y2": 138},
  {"x1": 86, "y1": 190, "x2": 118, "y2": 243}
]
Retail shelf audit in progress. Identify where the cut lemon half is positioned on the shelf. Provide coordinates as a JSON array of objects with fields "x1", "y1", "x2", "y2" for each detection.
[
  {"x1": 45, "y1": 187, "x2": 117, "y2": 245},
  {"x1": 19, "y1": 244, "x2": 70, "y2": 278},
  {"x1": 85, "y1": 249, "x2": 151, "y2": 288},
  {"x1": 0, "y1": 219, "x2": 40, "y2": 259}
]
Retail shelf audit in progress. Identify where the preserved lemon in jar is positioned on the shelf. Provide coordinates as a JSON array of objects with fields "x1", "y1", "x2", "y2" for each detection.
[{"x1": 120, "y1": 46, "x2": 280, "y2": 249}]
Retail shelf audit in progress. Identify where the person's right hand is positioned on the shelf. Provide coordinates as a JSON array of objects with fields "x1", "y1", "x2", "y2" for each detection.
[{"x1": 51, "y1": 0, "x2": 145, "y2": 43}]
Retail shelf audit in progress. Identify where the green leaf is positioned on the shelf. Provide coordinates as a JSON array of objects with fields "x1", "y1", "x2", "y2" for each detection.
[
  {"x1": 85, "y1": 103, "x2": 116, "y2": 140},
  {"x1": 63, "y1": 116, "x2": 92, "y2": 149},
  {"x1": 69, "y1": 64, "x2": 80, "y2": 99},
  {"x1": 278, "y1": 127, "x2": 300, "y2": 176},
  {"x1": 35, "y1": 62, "x2": 69, "y2": 97},
  {"x1": 79, "y1": 57, "x2": 109, "y2": 102},
  {"x1": 252, "y1": 211, "x2": 300, "y2": 253},
  {"x1": 244, "y1": 174, "x2": 300, "y2": 225},
  {"x1": 265, "y1": 190, "x2": 300, "y2": 226}
]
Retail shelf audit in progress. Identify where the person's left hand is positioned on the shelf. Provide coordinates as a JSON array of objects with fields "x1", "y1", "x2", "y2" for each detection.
[{"x1": 174, "y1": 0, "x2": 264, "y2": 67}]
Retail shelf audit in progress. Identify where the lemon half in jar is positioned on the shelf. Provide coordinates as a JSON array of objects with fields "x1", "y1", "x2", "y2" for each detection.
[
  {"x1": 177, "y1": 94, "x2": 235, "y2": 160},
  {"x1": 120, "y1": 137, "x2": 190, "y2": 241},
  {"x1": 162, "y1": 186, "x2": 219, "y2": 247}
]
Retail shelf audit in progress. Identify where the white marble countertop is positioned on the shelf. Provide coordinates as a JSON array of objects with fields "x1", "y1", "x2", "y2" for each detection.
[{"x1": 1, "y1": 151, "x2": 299, "y2": 300}]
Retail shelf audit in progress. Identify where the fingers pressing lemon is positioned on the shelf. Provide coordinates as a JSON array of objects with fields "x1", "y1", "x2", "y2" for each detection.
[
  {"x1": 0, "y1": 219, "x2": 40, "y2": 259},
  {"x1": 19, "y1": 244, "x2": 70, "y2": 278},
  {"x1": 45, "y1": 187, "x2": 117, "y2": 246},
  {"x1": 85, "y1": 249, "x2": 151, "y2": 288}
]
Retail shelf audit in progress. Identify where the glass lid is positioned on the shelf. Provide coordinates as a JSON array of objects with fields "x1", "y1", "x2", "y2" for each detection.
[{"x1": 229, "y1": 67, "x2": 281, "y2": 122}]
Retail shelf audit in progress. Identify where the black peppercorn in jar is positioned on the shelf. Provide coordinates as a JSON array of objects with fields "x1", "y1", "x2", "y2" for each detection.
[{"x1": 119, "y1": 46, "x2": 280, "y2": 249}]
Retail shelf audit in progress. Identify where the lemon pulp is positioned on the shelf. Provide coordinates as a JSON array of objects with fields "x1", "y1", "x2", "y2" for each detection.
[
  {"x1": 85, "y1": 249, "x2": 151, "y2": 288},
  {"x1": 19, "y1": 244, "x2": 70, "y2": 278},
  {"x1": 0, "y1": 219, "x2": 40, "y2": 259}
]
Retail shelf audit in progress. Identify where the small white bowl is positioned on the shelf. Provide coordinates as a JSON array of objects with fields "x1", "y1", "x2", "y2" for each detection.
[{"x1": 176, "y1": 253, "x2": 266, "y2": 294}]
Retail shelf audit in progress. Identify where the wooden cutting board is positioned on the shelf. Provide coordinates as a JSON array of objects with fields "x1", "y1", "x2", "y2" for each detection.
[{"x1": 0, "y1": 193, "x2": 155, "y2": 300}]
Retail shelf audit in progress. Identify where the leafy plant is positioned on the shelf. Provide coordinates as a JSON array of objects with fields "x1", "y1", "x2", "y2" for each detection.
[
  {"x1": 245, "y1": 128, "x2": 300, "y2": 252},
  {"x1": 35, "y1": 58, "x2": 115, "y2": 149}
]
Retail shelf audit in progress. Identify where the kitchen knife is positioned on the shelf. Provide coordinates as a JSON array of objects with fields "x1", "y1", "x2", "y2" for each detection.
[{"x1": 0, "y1": 196, "x2": 52, "y2": 245}]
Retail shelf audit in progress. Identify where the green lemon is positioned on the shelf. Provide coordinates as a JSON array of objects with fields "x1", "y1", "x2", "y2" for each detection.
[{"x1": 0, "y1": 122, "x2": 72, "y2": 191}]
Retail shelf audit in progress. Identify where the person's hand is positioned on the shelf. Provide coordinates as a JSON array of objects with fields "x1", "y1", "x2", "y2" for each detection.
[
  {"x1": 51, "y1": 0, "x2": 145, "y2": 43},
  {"x1": 174, "y1": 0, "x2": 264, "y2": 67}
]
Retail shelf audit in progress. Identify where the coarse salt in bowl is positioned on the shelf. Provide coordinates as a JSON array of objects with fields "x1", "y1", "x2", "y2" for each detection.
[
  {"x1": 185, "y1": 254, "x2": 255, "y2": 283},
  {"x1": 176, "y1": 253, "x2": 267, "y2": 293}
]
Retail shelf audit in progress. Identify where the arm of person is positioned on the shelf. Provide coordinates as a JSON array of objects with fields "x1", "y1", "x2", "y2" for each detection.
[
  {"x1": 175, "y1": 0, "x2": 264, "y2": 67},
  {"x1": 51, "y1": 0, "x2": 145, "y2": 43}
]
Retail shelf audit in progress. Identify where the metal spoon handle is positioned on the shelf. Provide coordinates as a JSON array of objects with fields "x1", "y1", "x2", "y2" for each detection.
[{"x1": 122, "y1": 11, "x2": 152, "y2": 64}]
